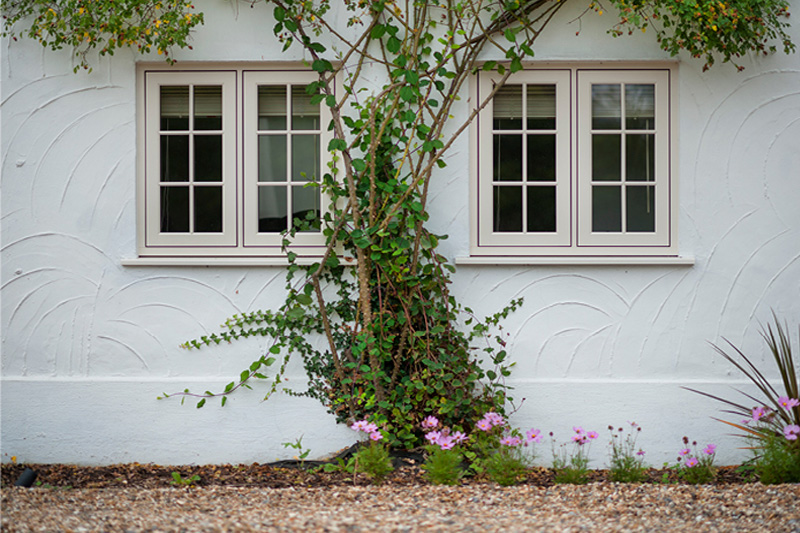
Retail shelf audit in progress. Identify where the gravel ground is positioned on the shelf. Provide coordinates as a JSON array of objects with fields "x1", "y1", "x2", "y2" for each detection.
[{"x1": 3, "y1": 483, "x2": 800, "y2": 532}]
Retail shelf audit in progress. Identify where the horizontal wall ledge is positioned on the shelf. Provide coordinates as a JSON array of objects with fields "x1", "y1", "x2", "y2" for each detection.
[
  {"x1": 121, "y1": 256, "x2": 330, "y2": 267},
  {"x1": 455, "y1": 255, "x2": 695, "y2": 266}
]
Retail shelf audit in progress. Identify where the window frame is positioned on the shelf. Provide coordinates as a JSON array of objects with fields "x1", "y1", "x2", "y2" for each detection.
[
  {"x1": 136, "y1": 63, "x2": 332, "y2": 259},
  {"x1": 470, "y1": 63, "x2": 678, "y2": 258}
]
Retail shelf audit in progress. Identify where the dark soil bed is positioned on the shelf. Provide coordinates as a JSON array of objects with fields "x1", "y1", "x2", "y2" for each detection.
[{"x1": 1, "y1": 457, "x2": 753, "y2": 490}]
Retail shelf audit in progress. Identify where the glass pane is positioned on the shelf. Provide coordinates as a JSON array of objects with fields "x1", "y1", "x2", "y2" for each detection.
[
  {"x1": 592, "y1": 186, "x2": 621, "y2": 232},
  {"x1": 626, "y1": 84, "x2": 655, "y2": 130},
  {"x1": 160, "y1": 86, "x2": 189, "y2": 130},
  {"x1": 292, "y1": 85, "x2": 319, "y2": 130},
  {"x1": 160, "y1": 135, "x2": 189, "y2": 182},
  {"x1": 194, "y1": 86, "x2": 222, "y2": 130},
  {"x1": 292, "y1": 134, "x2": 320, "y2": 182},
  {"x1": 194, "y1": 186, "x2": 223, "y2": 233},
  {"x1": 258, "y1": 135, "x2": 287, "y2": 182},
  {"x1": 493, "y1": 186, "x2": 522, "y2": 232},
  {"x1": 258, "y1": 186, "x2": 288, "y2": 233},
  {"x1": 626, "y1": 185, "x2": 655, "y2": 232},
  {"x1": 194, "y1": 135, "x2": 222, "y2": 182},
  {"x1": 527, "y1": 134, "x2": 556, "y2": 182},
  {"x1": 160, "y1": 186, "x2": 189, "y2": 232},
  {"x1": 493, "y1": 135, "x2": 523, "y2": 182},
  {"x1": 527, "y1": 85, "x2": 556, "y2": 130},
  {"x1": 292, "y1": 185, "x2": 321, "y2": 232},
  {"x1": 592, "y1": 134, "x2": 621, "y2": 182},
  {"x1": 258, "y1": 86, "x2": 287, "y2": 130},
  {"x1": 626, "y1": 134, "x2": 655, "y2": 182},
  {"x1": 493, "y1": 85, "x2": 522, "y2": 130},
  {"x1": 527, "y1": 186, "x2": 556, "y2": 232},
  {"x1": 592, "y1": 84, "x2": 621, "y2": 130}
]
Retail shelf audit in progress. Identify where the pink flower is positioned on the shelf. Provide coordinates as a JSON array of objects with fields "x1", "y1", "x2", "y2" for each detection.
[
  {"x1": 572, "y1": 434, "x2": 587, "y2": 445},
  {"x1": 483, "y1": 412, "x2": 505, "y2": 428},
  {"x1": 679, "y1": 448, "x2": 691, "y2": 456},
  {"x1": 350, "y1": 420, "x2": 368, "y2": 432},
  {"x1": 525, "y1": 428, "x2": 543, "y2": 444},
  {"x1": 685, "y1": 457, "x2": 699, "y2": 468},
  {"x1": 587, "y1": 431, "x2": 599, "y2": 440},
  {"x1": 425, "y1": 431, "x2": 442, "y2": 444},
  {"x1": 703, "y1": 444, "x2": 716, "y2": 455},
  {"x1": 363, "y1": 423, "x2": 378, "y2": 434},
  {"x1": 451, "y1": 431, "x2": 468, "y2": 444},
  {"x1": 751, "y1": 406, "x2": 769, "y2": 421},
  {"x1": 784, "y1": 425, "x2": 800, "y2": 441},
  {"x1": 369, "y1": 431, "x2": 383, "y2": 441},
  {"x1": 500, "y1": 436, "x2": 522, "y2": 447},
  {"x1": 476, "y1": 419, "x2": 492, "y2": 432},
  {"x1": 439, "y1": 439, "x2": 456, "y2": 450},
  {"x1": 636, "y1": 450, "x2": 646, "y2": 456},
  {"x1": 573, "y1": 426, "x2": 585, "y2": 435},
  {"x1": 778, "y1": 396, "x2": 800, "y2": 411},
  {"x1": 421, "y1": 416, "x2": 439, "y2": 429}
]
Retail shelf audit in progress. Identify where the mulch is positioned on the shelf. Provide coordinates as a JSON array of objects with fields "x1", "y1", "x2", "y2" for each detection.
[{"x1": 1, "y1": 454, "x2": 753, "y2": 490}]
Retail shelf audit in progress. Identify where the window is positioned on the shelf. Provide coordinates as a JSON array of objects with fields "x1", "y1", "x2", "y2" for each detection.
[
  {"x1": 137, "y1": 65, "x2": 332, "y2": 258},
  {"x1": 471, "y1": 66, "x2": 677, "y2": 257}
]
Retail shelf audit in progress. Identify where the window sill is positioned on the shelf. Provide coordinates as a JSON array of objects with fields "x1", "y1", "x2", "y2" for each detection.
[
  {"x1": 455, "y1": 255, "x2": 695, "y2": 266},
  {"x1": 121, "y1": 256, "x2": 340, "y2": 267}
]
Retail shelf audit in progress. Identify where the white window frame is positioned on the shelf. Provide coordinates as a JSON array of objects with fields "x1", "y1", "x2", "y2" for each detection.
[
  {"x1": 470, "y1": 64, "x2": 678, "y2": 258},
  {"x1": 136, "y1": 64, "x2": 332, "y2": 259}
]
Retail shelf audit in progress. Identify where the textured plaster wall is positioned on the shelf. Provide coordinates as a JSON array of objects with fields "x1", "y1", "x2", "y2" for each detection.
[{"x1": 2, "y1": 0, "x2": 799, "y2": 466}]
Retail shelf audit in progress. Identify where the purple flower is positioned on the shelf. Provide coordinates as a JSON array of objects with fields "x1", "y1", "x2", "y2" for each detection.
[
  {"x1": 369, "y1": 431, "x2": 383, "y2": 441},
  {"x1": 784, "y1": 425, "x2": 800, "y2": 441},
  {"x1": 679, "y1": 448, "x2": 691, "y2": 456},
  {"x1": 685, "y1": 457, "x2": 698, "y2": 468},
  {"x1": 525, "y1": 428, "x2": 543, "y2": 444},
  {"x1": 500, "y1": 436, "x2": 522, "y2": 447},
  {"x1": 476, "y1": 419, "x2": 492, "y2": 432},
  {"x1": 636, "y1": 450, "x2": 646, "y2": 456},
  {"x1": 421, "y1": 416, "x2": 439, "y2": 429},
  {"x1": 703, "y1": 444, "x2": 717, "y2": 456},
  {"x1": 778, "y1": 396, "x2": 800, "y2": 411}
]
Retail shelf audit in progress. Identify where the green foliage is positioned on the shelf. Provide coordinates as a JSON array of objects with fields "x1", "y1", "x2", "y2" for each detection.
[
  {"x1": 282, "y1": 436, "x2": 311, "y2": 465},
  {"x1": 607, "y1": 423, "x2": 648, "y2": 483},
  {"x1": 170, "y1": 471, "x2": 200, "y2": 487},
  {"x1": 422, "y1": 446, "x2": 465, "y2": 486},
  {"x1": 553, "y1": 454, "x2": 590, "y2": 485},
  {"x1": 1, "y1": 0, "x2": 203, "y2": 71},
  {"x1": 608, "y1": 0, "x2": 795, "y2": 70},
  {"x1": 484, "y1": 446, "x2": 530, "y2": 486},
  {"x1": 353, "y1": 442, "x2": 394, "y2": 484},
  {"x1": 753, "y1": 433, "x2": 800, "y2": 484}
]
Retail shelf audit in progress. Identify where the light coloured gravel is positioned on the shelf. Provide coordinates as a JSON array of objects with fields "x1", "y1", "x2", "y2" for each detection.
[{"x1": 2, "y1": 483, "x2": 799, "y2": 532}]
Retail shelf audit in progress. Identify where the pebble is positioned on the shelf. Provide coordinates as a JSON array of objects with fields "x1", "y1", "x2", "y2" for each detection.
[{"x1": 1, "y1": 483, "x2": 799, "y2": 532}]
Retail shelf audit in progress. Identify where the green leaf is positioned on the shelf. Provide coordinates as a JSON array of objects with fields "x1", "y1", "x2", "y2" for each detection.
[
  {"x1": 312, "y1": 59, "x2": 333, "y2": 73},
  {"x1": 221, "y1": 396, "x2": 227, "y2": 407},
  {"x1": 352, "y1": 158, "x2": 367, "y2": 172},
  {"x1": 328, "y1": 138, "x2": 347, "y2": 151},
  {"x1": 296, "y1": 294, "x2": 313, "y2": 305},
  {"x1": 196, "y1": 398, "x2": 206, "y2": 408},
  {"x1": 273, "y1": 6, "x2": 285, "y2": 21},
  {"x1": 240, "y1": 370, "x2": 250, "y2": 382},
  {"x1": 387, "y1": 36, "x2": 402, "y2": 53}
]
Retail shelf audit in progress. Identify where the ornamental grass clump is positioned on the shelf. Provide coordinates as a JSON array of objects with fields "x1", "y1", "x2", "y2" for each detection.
[
  {"x1": 350, "y1": 419, "x2": 393, "y2": 484},
  {"x1": 552, "y1": 427, "x2": 598, "y2": 484},
  {"x1": 686, "y1": 315, "x2": 799, "y2": 484},
  {"x1": 607, "y1": 422, "x2": 648, "y2": 483},
  {"x1": 675, "y1": 437, "x2": 717, "y2": 484}
]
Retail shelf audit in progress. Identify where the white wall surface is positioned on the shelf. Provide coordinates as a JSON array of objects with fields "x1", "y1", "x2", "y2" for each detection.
[{"x1": 2, "y1": 0, "x2": 799, "y2": 466}]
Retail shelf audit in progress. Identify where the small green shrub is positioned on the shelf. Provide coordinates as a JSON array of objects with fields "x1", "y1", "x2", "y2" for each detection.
[
  {"x1": 422, "y1": 446, "x2": 465, "y2": 486},
  {"x1": 754, "y1": 434, "x2": 800, "y2": 484},
  {"x1": 607, "y1": 422, "x2": 648, "y2": 483},
  {"x1": 485, "y1": 445, "x2": 530, "y2": 487}
]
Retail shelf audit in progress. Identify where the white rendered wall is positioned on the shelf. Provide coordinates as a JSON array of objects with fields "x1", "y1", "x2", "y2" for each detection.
[{"x1": 2, "y1": 0, "x2": 799, "y2": 466}]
